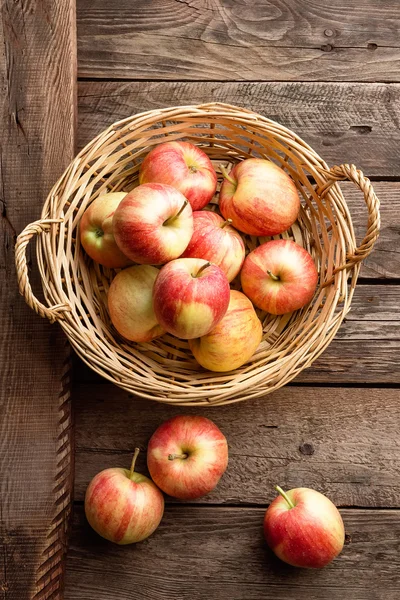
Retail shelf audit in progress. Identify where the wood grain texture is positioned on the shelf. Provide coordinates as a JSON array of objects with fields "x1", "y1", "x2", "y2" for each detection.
[
  {"x1": 0, "y1": 0, "x2": 76, "y2": 598},
  {"x1": 74, "y1": 284, "x2": 400, "y2": 386},
  {"x1": 66, "y1": 506, "x2": 400, "y2": 600},
  {"x1": 76, "y1": 0, "x2": 400, "y2": 81},
  {"x1": 77, "y1": 81, "x2": 400, "y2": 179},
  {"x1": 73, "y1": 383, "x2": 400, "y2": 507}
]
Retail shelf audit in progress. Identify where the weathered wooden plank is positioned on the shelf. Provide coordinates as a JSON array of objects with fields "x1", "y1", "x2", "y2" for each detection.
[
  {"x1": 76, "y1": 0, "x2": 400, "y2": 81},
  {"x1": 73, "y1": 384, "x2": 400, "y2": 507},
  {"x1": 0, "y1": 1, "x2": 76, "y2": 598},
  {"x1": 66, "y1": 506, "x2": 400, "y2": 600}
]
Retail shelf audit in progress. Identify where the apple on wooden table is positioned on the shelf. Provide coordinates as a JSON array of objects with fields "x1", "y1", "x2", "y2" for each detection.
[
  {"x1": 219, "y1": 158, "x2": 300, "y2": 236},
  {"x1": 181, "y1": 210, "x2": 245, "y2": 282},
  {"x1": 241, "y1": 239, "x2": 318, "y2": 314},
  {"x1": 107, "y1": 265, "x2": 165, "y2": 343},
  {"x1": 264, "y1": 486, "x2": 345, "y2": 568},
  {"x1": 112, "y1": 183, "x2": 193, "y2": 265},
  {"x1": 139, "y1": 141, "x2": 218, "y2": 210},
  {"x1": 85, "y1": 449, "x2": 164, "y2": 544},
  {"x1": 147, "y1": 415, "x2": 229, "y2": 500},
  {"x1": 79, "y1": 192, "x2": 131, "y2": 268},
  {"x1": 153, "y1": 258, "x2": 230, "y2": 339},
  {"x1": 189, "y1": 290, "x2": 263, "y2": 372}
]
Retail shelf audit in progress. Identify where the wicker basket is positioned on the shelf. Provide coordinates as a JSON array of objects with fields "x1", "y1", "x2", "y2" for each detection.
[{"x1": 15, "y1": 103, "x2": 380, "y2": 406}]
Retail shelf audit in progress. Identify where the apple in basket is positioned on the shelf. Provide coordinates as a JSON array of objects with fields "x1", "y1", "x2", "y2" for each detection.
[
  {"x1": 181, "y1": 210, "x2": 245, "y2": 282},
  {"x1": 139, "y1": 141, "x2": 218, "y2": 210},
  {"x1": 108, "y1": 265, "x2": 165, "y2": 343},
  {"x1": 85, "y1": 449, "x2": 164, "y2": 544},
  {"x1": 189, "y1": 290, "x2": 263, "y2": 372},
  {"x1": 112, "y1": 183, "x2": 193, "y2": 264},
  {"x1": 264, "y1": 486, "x2": 345, "y2": 568},
  {"x1": 219, "y1": 158, "x2": 300, "y2": 236},
  {"x1": 153, "y1": 258, "x2": 230, "y2": 339},
  {"x1": 241, "y1": 239, "x2": 318, "y2": 315},
  {"x1": 79, "y1": 192, "x2": 131, "y2": 268},
  {"x1": 147, "y1": 415, "x2": 228, "y2": 500}
]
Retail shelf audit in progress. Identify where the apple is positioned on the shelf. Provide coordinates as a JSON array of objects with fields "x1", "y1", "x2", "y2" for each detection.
[
  {"x1": 181, "y1": 211, "x2": 245, "y2": 282},
  {"x1": 108, "y1": 265, "x2": 165, "y2": 343},
  {"x1": 264, "y1": 486, "x2": 345, "y2": 568},
  {"x1": 241, "y1": 239, "x2": 318, "y2": 314},
  {"x1": 112, "y1": 183, "x2": 193, "y2": 264},
  {"x1": 79, "y1": 192, "x2": 131, "y2": 268},
  {"x1": 85, "y1": 448, "x2": 164, "y2": 544},
  {"x1": 147, "y1": 415, "x2": 228, "y2": 500},
  {"x1": 153, "y1": 258, "x2": 230, "y2": 339},
  {"x1": 139, "y1": 141, "x2": 217, "y2": 210},
  {"x1": 189, "y1": 290, "x2": 262, "y2": 372},
  {"x1": 219, "y1": 158, "x2": 300, "y2": 236}
]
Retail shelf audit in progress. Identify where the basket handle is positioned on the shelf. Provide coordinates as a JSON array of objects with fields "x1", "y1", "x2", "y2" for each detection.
[
  {"x1": 318, "y1": 163, "x2": 380, "y2": 275},
  {"x1": 15, "y1": 219, "x2": 71, "y2": 323}
]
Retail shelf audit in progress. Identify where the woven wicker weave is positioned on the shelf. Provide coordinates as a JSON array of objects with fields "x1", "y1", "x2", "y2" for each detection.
[{"x1": 15, "y1": 103, "x2": 380, "y2": 406}]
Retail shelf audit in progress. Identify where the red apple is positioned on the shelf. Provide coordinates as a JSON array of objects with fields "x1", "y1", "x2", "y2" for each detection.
[
  {"x1": 241, "y1": 239, "x2": 318, "y2": 314},
  {"x1": 153, "y1": 258, "x2": 230, "y2": 339},
  {"x1": 147, "y1": 415, "x2": 228, "y2": 500},
  {"x1": 181, "y1": 211, "x2": 245, "y2": 282},
  {"x1": 189, "y1": 290, "x2": 262, "y2": 372},
  {"x1": 85, "y1": 449, "x2": 164, "y2": 544},
  {"x1": 219, "y1": 158, "x2": 300, "y2": 236},
  {"x1": 112, "y1": 183, "x2": 193, "y2": 264},
  {"x1": 80, "y1": 192, "x2": 131, "y2": 268},
  {"x1": 108, "y1": 265, "x2": 165, "y2": 342},
  {"x1": 139, "y1": 141, "x2": 217, "y2": 210},
  {"x1": 264, "y1": 486, "x2": 345, "y2": 568}
]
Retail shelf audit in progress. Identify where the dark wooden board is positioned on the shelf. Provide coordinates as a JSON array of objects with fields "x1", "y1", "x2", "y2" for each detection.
[
  {"x1": 0, "y1": 1, "x2": 76, "y2": 598},
  {"x1": 78, "y1": 81, "x2": 400, "y2": 179},
  {"x1": 73, "y1": 383, "x2": 400, "y2": 507},
  {"x1": 66, "y1": 505, "x2": 400, "y2": 600},
  {"x1": 76, "y1": 0, "x2": 400, "y2": 82},
  {"x1": 74, "y1": 285, "x2": 400, "y2": 386}
]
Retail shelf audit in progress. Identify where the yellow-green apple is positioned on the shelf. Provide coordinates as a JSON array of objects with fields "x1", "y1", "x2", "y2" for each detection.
[
  {"x1": 264, "y1": 486, "x2": 345, "y2": 568},
  {"x1": 108, "y1": 265, "x2": 164, "y2": 342},
  {"x1": 147, "y1": 415, "x2": 228, "y2": 500},
  {"x1": 80, "y1": 192, "x2": 131, "y2": 268},
  {"x1": 85, "y1": 449, "x2": 164, "y2": 545},
  {"x1": 153, "y1": 258, "x2": 230, "y2": 339},
  {"x1": 189, "y1": 290, "x2": 262, "y2": 371},
  {"x1": 139, "y1": 141, "x2": 217, "y2": 210},
  {"x1": 112, "y1": 183, "x2": 193, "y2": 264},
  {"x1": 181, "y1": 211, "x2": 245, "y2": 282},
  {"x1": 241, "y1": 239, "x2": 318, "y2": 314},
  {"x1": 219, "y1": 158, "x2": 300, "y2": 236}
]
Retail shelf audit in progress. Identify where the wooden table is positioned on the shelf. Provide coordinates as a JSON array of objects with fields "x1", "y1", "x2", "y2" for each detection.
[{"x1": 2, "y1": 2, "x2": 400, "y2": 599}]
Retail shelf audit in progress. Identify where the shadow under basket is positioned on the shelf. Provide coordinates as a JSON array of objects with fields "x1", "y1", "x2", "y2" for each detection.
[{"x1": 15, "y1": 103, "x2": 380, "y2": 406}]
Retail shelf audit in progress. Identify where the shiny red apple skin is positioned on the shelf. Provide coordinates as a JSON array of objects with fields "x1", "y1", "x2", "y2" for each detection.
[
  {"x1": 139, "y1": 141, "x2": 218, "y2": 210},
  {"x1": 85, "y1": 463, "x2": 164, "y2": 545},
  {"x1": 241, "y1": 239, "x2": 318, "y2": 314},
  {"x1": 147, "y1": 415, "x2": 228, "y2": 500},
  {"x1": 112, "y1": 183, "x2": 193, "y2": 265},
  {"x1": 153, "y1": 258, "x2": 230, "y2": 339},
  {"x1": 219, "y1": 158, "x2": 300, "y2": 236},
  {"x1": 189, "y1": 290, "x2": 262, "y2": 372},
  {"x1": 80, "y1": 192, "x2": 131, "y2": 268},
  {"x1": 181, "y1": 211, "x2": 245, "y2": 282},
  {"x1": 264, "y1": 487, "x2": 345, "y2": 568}
]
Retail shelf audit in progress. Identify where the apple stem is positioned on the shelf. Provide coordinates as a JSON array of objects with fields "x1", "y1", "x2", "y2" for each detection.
[
  {"x1": 129, "y1": 448, "x2": 140, "y2": 479},
  {"x1": 267, "y1": 269, "x2": 280, "y2": 282},
  {"x1": 219, "y1": 164, "x2": 236, "y2": 186},
  {"x1": 168, "y1": 453, "x2": 188, "y2": 460},
  {"x1": 164, "y1": 199, "x2": 188, "y2": 225},
  {"x1": 195, "y1": 261, "x2": 211, "y2": 277},
  {"x1": 275, "y1": 485, "x2": 295, "y2": 509},
  {"x1": 220, "y1": 218, "x2": 233, "y2": 229}
]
